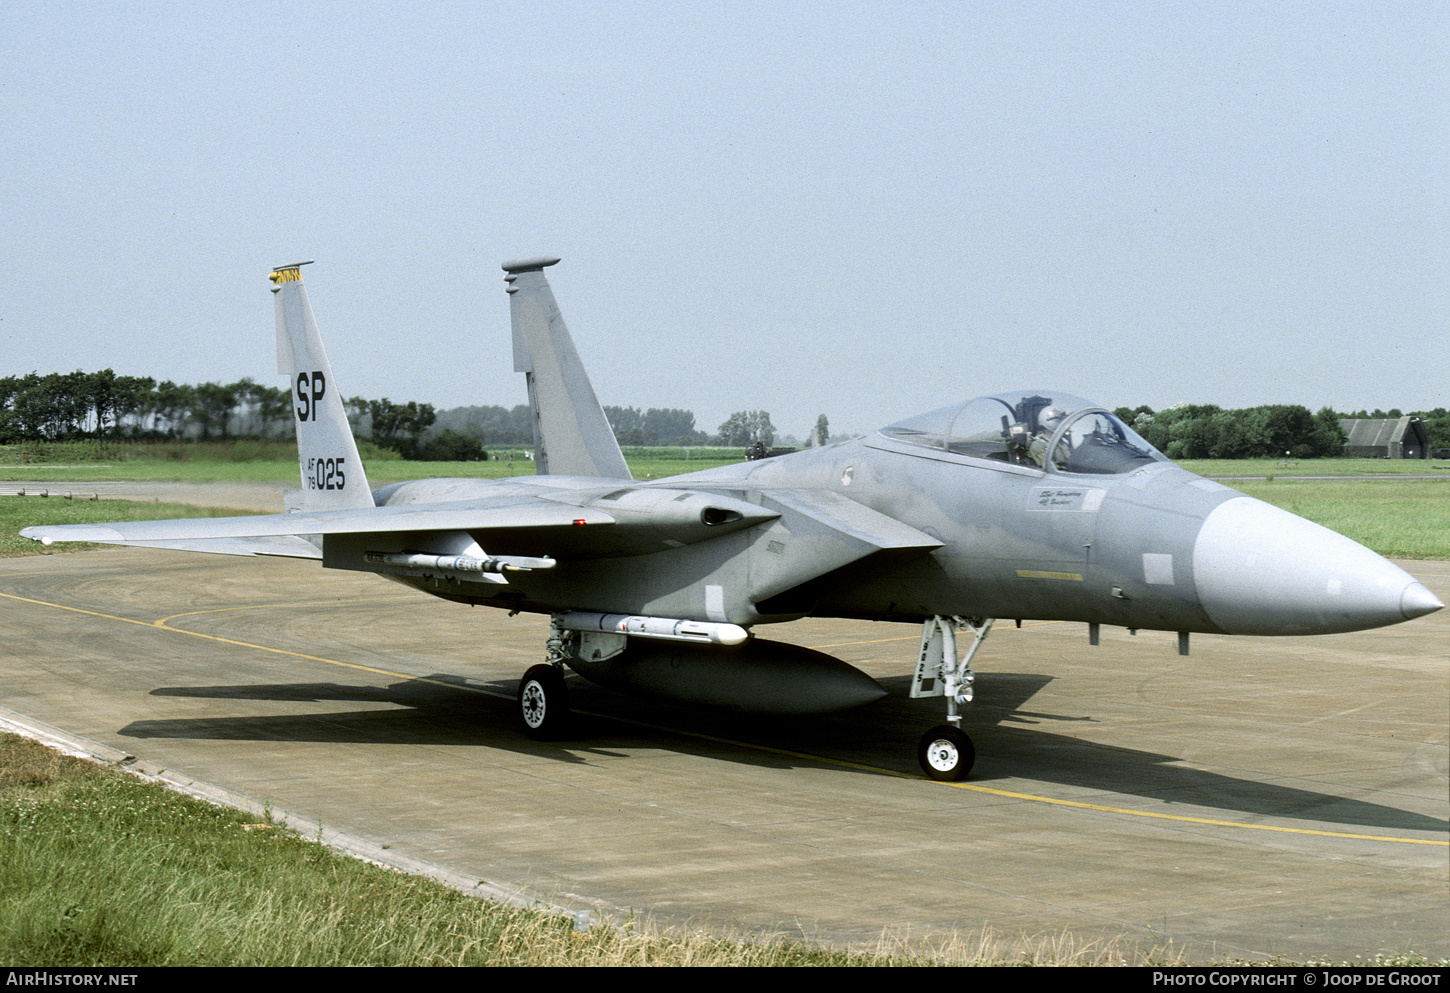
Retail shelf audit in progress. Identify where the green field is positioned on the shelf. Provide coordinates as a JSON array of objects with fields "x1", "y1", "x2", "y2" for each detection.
[
  {"x1": 1227, "y1": 477, "x2": 1450, "y2": 560},
  {"x1": 0, "y1": 499, "x2": 254, "y2": 558},
  {"x1": 1, "y1": 449, "x2": 742, "y2": 484},
  {"x1": 6, "y1": 439, "x2": 1448, "y2": 483},
  {"x1": 1179, "y1": 457, "x2": 1450, "y2": 477}
]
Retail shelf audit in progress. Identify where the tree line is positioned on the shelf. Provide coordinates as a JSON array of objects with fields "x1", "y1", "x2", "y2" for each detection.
[
  {"x1": 1115, "y1": 403, "x2": 1450, "y2": 459},
  {"x1": 433, "y1": 405, "x2": 713, "y2": 448},
  {"x1": 0, "y1": 371, "x2": 439, "y2": 456},
  {"x1": 0, "y1": 370, "x2": 795, "y2": 459},
  {"x1": 5, "y1": 368, "x2": 1440, "y2": 459}
]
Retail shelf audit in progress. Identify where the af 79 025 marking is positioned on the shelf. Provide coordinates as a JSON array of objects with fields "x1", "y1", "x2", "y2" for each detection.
[{"x1": 305, "y1": 456, "x2": 346, "y2": 491}]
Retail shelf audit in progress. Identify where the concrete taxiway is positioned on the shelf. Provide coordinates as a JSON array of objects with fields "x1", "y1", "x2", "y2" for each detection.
[{"x1": 1, "y1": 544, "x2": 1445, "y2": 962}]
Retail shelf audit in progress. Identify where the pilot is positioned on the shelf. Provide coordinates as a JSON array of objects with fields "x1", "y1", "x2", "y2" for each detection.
[{"x1": 1027, "y1": 407, "x2": 1066, "y2": 468}]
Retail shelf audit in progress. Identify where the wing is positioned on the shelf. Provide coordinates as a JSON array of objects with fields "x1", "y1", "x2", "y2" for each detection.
[
  {"x1": 18, "y1": 497, "x2": 616, "y2": 559},
  {"x1": 17, "y1": 483, "x2": 780, "y2": 561}
]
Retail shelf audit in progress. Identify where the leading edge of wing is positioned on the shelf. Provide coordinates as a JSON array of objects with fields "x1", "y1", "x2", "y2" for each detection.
[
  {"x1": 120, "y1": 535, "x2": 325, "y2": 559},
  {"x1": 19, "y1": 499, "x2": 617, "y2": 547}
]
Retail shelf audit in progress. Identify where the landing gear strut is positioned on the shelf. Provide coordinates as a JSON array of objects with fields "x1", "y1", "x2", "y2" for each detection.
[
  {"x1": 517, "y1": 618, "x2": 575, "y2": 739},
  {"x1": 910, "y1": 616, "x2": 994, "y2": 780}
]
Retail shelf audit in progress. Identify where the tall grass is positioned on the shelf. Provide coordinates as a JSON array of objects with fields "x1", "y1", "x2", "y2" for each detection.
[{"x1": 0, "y1": 735, "x2": 882, "y2": 967}]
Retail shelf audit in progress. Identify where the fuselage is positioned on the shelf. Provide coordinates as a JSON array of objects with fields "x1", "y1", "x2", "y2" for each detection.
[
  {"x1": 356, "y1": 422, "x2": 1438, "y2": 640},
  {"x1": 684, "y1": 435, "x2": 1438, "y2": 636}
]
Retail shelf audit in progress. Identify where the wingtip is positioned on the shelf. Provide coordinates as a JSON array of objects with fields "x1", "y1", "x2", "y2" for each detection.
[{"x1": 501, "y1": 256, "x2": 561, "y2": 274}]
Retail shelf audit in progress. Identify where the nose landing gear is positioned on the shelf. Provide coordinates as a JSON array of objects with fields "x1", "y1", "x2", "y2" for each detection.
[
  {"x1": 910, "y1": 616, "x2": 993, "y2": 780},
  {"x1": 918, "y1": 725, "x2": 975, "y2": 781}
]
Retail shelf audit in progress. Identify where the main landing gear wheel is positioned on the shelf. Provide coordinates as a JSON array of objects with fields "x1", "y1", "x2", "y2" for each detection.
[
  {"x1": 518, "y1": 664, "x2": 569, "y2": 740},
  {"x1": 917, "y1": 725, "x2": 974, "y2": 781}
]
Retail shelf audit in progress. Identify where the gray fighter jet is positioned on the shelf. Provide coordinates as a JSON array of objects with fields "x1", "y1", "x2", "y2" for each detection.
[{"x1": 23, "y1": 258, "x2": 1443, "y2": 780}]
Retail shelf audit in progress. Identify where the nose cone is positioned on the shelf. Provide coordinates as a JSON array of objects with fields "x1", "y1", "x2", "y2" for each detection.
[
  {"x1": 1402, "y1": 580, "x2": 1445, "y2": 620},
  {"x1": 1193, "y1": 496, "x2": 1442, "y2": 635}
]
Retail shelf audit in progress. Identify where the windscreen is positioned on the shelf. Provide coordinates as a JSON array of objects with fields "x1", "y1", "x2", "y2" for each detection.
[{"x1": 880, "y1": 391, "x2": 1166, "y2": 474}]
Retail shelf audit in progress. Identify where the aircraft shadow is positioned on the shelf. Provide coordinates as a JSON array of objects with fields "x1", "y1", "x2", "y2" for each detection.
[
  {"x1": 130, "y1": 677, "x2": 603, "y2": 767},
  {"x1": 126, "y1": 671, "x2": 1448, "y2": 835}
]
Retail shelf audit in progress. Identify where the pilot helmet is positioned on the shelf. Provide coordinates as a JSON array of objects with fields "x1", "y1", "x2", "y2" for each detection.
[{"x1": 1039, "y1": 406, "x2": 1066, "y2": 432}]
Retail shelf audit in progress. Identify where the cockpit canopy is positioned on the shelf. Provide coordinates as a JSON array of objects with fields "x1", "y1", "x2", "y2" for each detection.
[{"x1": 879, "y1": 391, "x2": 1167, "y2": 475}]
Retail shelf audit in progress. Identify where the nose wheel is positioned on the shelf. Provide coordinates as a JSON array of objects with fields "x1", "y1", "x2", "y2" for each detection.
[{"x1": 917, "y1": 725, "x2": 974, "y2": 781}]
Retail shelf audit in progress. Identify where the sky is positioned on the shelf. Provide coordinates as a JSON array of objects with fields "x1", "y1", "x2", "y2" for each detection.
[{"x1": 3, "y1": 1, "x2": 1445, "y2": 440}]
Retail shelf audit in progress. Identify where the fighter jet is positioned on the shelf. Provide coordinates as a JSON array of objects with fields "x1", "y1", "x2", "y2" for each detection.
[{"x1": 22, "y1": 258, "x2": 1443, "y2": 780}]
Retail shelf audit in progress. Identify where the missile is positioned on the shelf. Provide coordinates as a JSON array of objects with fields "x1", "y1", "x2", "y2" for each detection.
[
  {"x1": 363, "y1": 551, "x2": 555, "y2": 574},
  {"x1": 557, "y1": 610, "x2": 749, "y2": 646}
]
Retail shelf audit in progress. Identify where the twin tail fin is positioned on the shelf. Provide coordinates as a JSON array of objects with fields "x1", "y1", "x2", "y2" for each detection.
[
  {"x1": 270, "y1": 262, "x2": 375, "y2": 511},
  {"x1": 503, "y1": 257, "x2": 631, "y2": 479}
]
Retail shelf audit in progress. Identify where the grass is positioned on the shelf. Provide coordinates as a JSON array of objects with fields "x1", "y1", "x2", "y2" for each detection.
[
  {"x1": 1, "y1": 735, "x2": 837, "y2": 966},
  {"x1": 1179, "y1": 457, "x2": 1450, "y2": 477},
  {"x1": 1225, "y1": 478, "x2": 1450, "y2": 560},
  {"x1": 3, "y1": 734, "x2": 1443, "y2": 967},
  {"x1": 0, "y1": 498, "x2": 251, "y2": 558},
  {"x1": 366, "y1": 454, "x2": 741, "y2": 483},
  {"x1": 0, "y1": 449, "x2": 740, "y2": 484},
  {"x1": 0, "y1": 733, "x2": 1157, "y2": 967},
  {"x1": 7, "y1": 445, "x2": 1447, "y2": 485}
]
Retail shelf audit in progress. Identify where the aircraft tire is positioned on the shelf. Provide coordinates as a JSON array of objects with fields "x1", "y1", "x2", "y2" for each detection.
[
  {"x1": 917, "y1": 725, "x2": 974, "y2": 781},
  {"x1": 519, "y1": 664, "x2": 569, "y2": 740}
]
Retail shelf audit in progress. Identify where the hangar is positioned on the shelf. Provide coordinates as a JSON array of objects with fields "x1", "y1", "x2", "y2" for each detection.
[{"x1": 1339, "y1": 416, "x2": 1431, "y2": 459}]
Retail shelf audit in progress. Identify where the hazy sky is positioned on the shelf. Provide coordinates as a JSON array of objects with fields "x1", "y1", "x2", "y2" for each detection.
[{"x1": 4, "y1": 1, "x2": 1444, "y2": 439}]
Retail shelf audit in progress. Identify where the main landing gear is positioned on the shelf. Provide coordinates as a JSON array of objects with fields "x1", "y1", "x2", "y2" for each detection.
[
  {"x1": 517, "y1": 619, "x2": 575, "y2": 740},
  {"x1": 518, "y1": 612, "x2": 995, "y2": 781},
  {"x1": 517, "y1": 663, "x2": 569, "y2": 739},
  {"x1": 910, "y1": 616, "x2": 994, "y2": 781}
]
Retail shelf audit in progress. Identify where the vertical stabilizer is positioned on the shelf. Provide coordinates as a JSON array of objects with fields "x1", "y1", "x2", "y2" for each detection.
[
  {"x1": 502, "y1": 257, "x2": 631, "y2": 479},
  {"x1": 270, "y1": 263, "x2": 375, "y2": 510}
]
